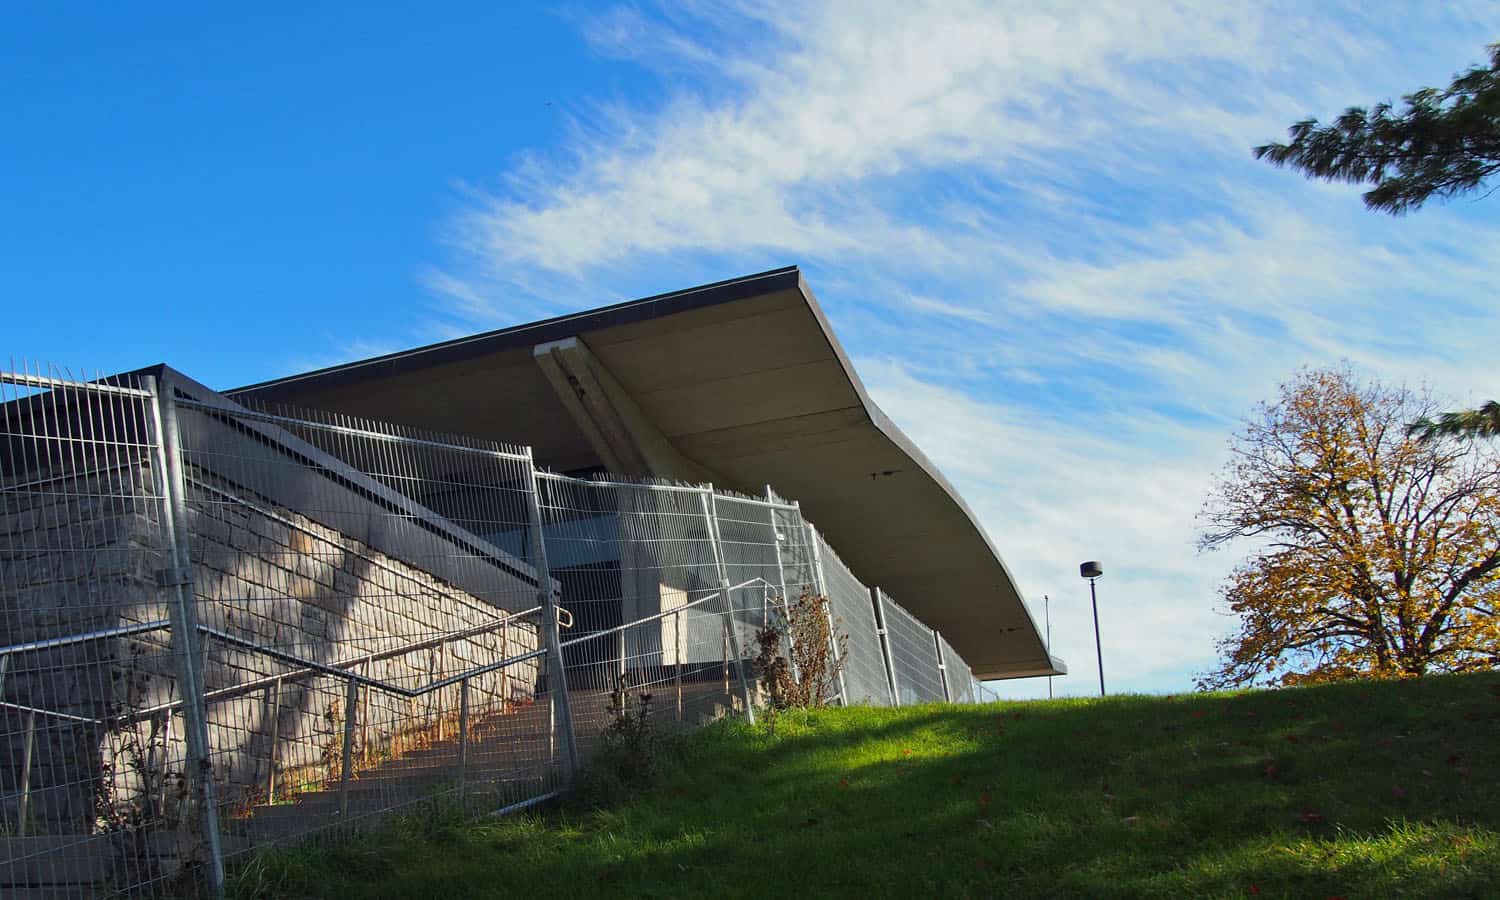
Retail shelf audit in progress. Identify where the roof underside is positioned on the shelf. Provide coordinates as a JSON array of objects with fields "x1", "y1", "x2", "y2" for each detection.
[{"x1": 230, "y1": 267, "x2": 1061, "y2": 680}]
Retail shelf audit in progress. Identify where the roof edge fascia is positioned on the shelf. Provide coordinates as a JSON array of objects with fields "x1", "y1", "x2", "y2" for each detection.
[
  {"x1": 227, "y1": 266, "x2": 803, "y2": 398},
  {"x1": 789, "y1": 270, "x2": 1053, "y2": 668}
]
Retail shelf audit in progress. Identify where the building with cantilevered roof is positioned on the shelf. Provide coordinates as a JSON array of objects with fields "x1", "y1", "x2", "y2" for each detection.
[{"x1": 229, "y1": 266, "x2": 1065, "y2": 681}]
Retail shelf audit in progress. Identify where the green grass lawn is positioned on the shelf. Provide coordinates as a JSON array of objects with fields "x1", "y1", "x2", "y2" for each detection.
[{"x1": 231, "y1": 672, "x2": 1500, "y2": 899}]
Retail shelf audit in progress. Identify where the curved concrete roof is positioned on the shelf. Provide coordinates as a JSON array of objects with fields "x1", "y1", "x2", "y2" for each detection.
[{"x1": 231, "y1": 266, "x2": 1063, "y2": 679}]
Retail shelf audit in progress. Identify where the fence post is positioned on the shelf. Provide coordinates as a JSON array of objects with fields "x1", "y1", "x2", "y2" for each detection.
[
  {"x1": 498, "y1": 626, "x2": 510, "y2": 714},
  {"x1": 934, "y1": 632, "x2": 952, "y2": 703},
  {"x1": 702, "y1": 489, "x2": 756, "y2": 725},
  {"x1": 673, "y1": 610, "x2": 683, "y2": 722},
  {"x1": 457, "y1": 677, "x2": 470, "y2": 806},
  {"x1": 143, "y1": 375, "x2": 226, "y2": 899},
  {"x1": 521, "y1": 453, "x2": 578, "y2": 782},
  {"x1": 766, "y1": 487, "x2": 791, "y2": 604},
  {"x1": 159, "y1": 713, "x2": 174, "y2": 813},
  {"x1": 17, "y1": 709, "x2": 35, "y2": 836},
  {"x1": 435, "y1": 643, "x2": 447, "y2": 741},
  {"x1": 265, "y1": 679, "x2": 281, "y2": 803},
  {"x1": 805, "y1": 524, "x2": 847, "y2": 706},
  {"x1": 765, "y1": 491, "x2": 802, "y2": 687},
  {"x1": 872, "y1": 588, "x2": 901, "y2": 707},
  {"x1": 360, "y1": 661, "x2": 371, "y2": 767},
  {"x1": 339, "y1": 675, "x2": 358, "y2": 819}
]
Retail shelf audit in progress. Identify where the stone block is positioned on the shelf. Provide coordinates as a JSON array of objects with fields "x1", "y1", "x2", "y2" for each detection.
[{"x1": 248, "y1": 515, "x2": 291, "y2": 547}]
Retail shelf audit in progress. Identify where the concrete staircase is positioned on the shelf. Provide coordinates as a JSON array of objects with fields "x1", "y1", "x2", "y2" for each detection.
[
  {"x1": 222, "y1": 680, "x2": 744, "y2": 847},
  {"x1": 0, "y1": 681, "x2": 746, "y2": 897}
]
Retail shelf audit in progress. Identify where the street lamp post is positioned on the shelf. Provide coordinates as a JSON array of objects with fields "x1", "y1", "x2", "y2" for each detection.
[
  {"x1": 1079, "y1": 561, "x2": 1105, "y2": 697},
  {"x1": 1044, "y1": 594, "x2": 1053, "y2": 700}
]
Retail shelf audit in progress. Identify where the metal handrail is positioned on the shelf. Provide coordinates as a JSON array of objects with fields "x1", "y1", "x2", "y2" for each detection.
[
  {"x1": 195, "y1": 574, "x2": 766, "y2": 699},
  {"x1": 0, "y1": 700, "x2": 99, "y2": 725},
  {"x1": 201, "y1": 626, "x2": 549, "y2": 700},
  {"x1": 0, "y1": 574, "x2": 776, "y2": 725},
  {"x1": 0, "y1": 572, "x2": 785, "y2": 836},
  {"x1": 0, "y1": 604, "x2": 546, "y2": 725},
  {"x1": 556, "y1": 576, "x2": 778, "y2": 650},
  {"x1": 0, "y1": 620, "x2": 171, "y2": 659}
]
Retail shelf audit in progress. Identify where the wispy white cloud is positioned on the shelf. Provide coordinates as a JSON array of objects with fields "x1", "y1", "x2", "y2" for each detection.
[
  {"x1": 860, "y1": 360, "x2": 1230, "y2": 690},
  {"x1": 438, "y1": 2, "x2": 1318, "y2": 284},
  {"x1": 425, "y1": 0, "x2": 1500, "y2": 695}
]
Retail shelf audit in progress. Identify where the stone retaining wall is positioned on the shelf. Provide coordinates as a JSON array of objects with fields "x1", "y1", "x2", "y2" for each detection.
[{"x1": 2, "y1": 455, "x2": 540, "y2": 833}]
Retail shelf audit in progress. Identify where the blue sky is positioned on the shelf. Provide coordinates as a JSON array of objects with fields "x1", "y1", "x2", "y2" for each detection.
[{"x1": 6, "y1": 2, "x2": 1500, "y2": 698}]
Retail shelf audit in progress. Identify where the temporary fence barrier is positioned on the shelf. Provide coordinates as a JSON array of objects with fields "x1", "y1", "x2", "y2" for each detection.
[
  {"x1": 811, "y1": 530, "x2": 892, "y2": 707},
  {"x1": 875, "y1": 589, "x2": 948, "y2": 706},
  {"x1": 0, "y1": 364, "x2": 994, "y2": 898}
]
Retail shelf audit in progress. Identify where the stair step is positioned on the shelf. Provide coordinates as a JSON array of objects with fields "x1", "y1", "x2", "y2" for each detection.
[{"x1": 218, "y1": 684, "x2": 749, "y2": 845}]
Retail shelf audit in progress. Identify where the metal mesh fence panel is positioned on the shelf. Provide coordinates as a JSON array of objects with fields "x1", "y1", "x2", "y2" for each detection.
[
  {"x1": 813, "y1": 532, "x2": 891, "y2": 707},
  {"x1": 534, "y1": 476, "x2": 757, "y2": 742},
  {"x1": 766, "y1": 492, "x2": 818, "y2": 604},
  {"x1": 1, "y1": 368, "x2": 217, "y2": 897},
  {"x1": 169, "y1": 392, "x2": 565, "y2": 862},
  {"x1": 936, "y1": 634, "x2": 976, "y2": 704},
  {"x1": 876, "y1": 590, "x2": 946, "y2": 705},
  {"x1": 709, "y1": 493, "x2": 789, "y2": 671}
]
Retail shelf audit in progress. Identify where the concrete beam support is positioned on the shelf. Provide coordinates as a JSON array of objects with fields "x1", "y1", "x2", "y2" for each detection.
[{"x1": 533, "y1": 336, "x2": 718, "y2": 484}]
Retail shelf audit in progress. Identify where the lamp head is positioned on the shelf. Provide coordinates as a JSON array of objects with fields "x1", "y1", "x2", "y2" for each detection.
[{"x1": 1079, "y1": 560, "x2": 1103, "y2": 579}]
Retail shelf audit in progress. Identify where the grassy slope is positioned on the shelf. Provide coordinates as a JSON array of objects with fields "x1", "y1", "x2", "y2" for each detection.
[{"x1": 234, "y1": 672, "x2": 1500, "y2": 899}]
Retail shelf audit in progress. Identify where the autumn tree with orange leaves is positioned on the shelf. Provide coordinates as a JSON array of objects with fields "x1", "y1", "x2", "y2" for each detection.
[{"x1": 1199, "y1": 368, "x2": 1500, "y2": 689}]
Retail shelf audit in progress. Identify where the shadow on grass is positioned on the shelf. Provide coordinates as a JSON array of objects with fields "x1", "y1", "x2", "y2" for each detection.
[{"x1": 232, "y1": 672, "x2": 1500, "y2": 900}]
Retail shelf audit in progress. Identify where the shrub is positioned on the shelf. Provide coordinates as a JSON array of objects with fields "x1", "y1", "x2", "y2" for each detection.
[
  {"x1": 755, "y1": 591, "x2": 848, "y2": 711},
  {"x1": 576, "y1": 675, "x2": 659, "y2": 806}
]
